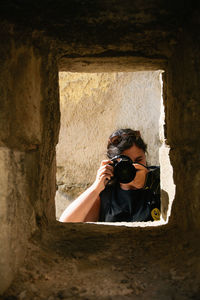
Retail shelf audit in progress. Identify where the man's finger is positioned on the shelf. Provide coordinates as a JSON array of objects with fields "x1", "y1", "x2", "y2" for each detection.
[
  {"x1": 133, "y1": 163, "x2": 148, "y2": 171},
  {"x1": 101, "y1": 160, "x2": 113, "y2": 166}
]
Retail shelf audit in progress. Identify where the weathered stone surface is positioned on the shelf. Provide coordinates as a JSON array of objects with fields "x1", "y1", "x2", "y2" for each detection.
[
  {"x1": 0, "y1": 0, "x2": 187, "y2": 59},
  {"x1": 2, "y1": 222, "x2": 200, "y2": 299},
  {"x1": 0, "y1": 0, "x2": 200, "y2": 297},
  {"x1": 0, "y1": 35, "x2": 60, "y2": 293},
  {"x1": 0, "y1": 43, "x2": 42, "y2": 150},
  {"x1": 0, "y1": 147, "x2": 37, "y2": 292},
  {"x1": 164, "y1": 28, "x2": 200, "y2": 230}
]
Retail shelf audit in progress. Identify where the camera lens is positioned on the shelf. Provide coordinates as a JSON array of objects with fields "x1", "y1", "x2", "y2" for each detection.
[{"x1": 114, "y1": 160, "x2": 136, "y2": 183}]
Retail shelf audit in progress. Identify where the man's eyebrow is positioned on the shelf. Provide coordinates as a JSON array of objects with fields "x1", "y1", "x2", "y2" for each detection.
[{"x1": 135, "y1": 156, "x2": 143, "y2": 160}]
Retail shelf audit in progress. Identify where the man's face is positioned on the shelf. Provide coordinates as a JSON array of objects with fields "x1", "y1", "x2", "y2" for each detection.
[{"x1": 120, "y1": 144, "x2": 147, "y2": 190}]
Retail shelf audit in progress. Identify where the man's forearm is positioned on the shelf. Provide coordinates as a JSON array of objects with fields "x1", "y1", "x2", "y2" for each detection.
[{"x1": 59, "y1": 184, "x2": 101, "y2": 222}]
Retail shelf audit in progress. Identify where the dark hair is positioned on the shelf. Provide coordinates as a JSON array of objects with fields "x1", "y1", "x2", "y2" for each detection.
[{"x1": 107, "y1": 128, "x2": 147, "y2": 159}]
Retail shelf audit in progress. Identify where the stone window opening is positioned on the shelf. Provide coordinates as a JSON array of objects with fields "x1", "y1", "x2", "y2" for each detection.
[{"x1": 56, "y1": 70, "x2": 175, "y2": 226}]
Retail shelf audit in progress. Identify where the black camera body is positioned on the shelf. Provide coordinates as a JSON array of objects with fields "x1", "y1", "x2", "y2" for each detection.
[{"x1": 111, "y1": 155, "x2": 136, "y2": 183}]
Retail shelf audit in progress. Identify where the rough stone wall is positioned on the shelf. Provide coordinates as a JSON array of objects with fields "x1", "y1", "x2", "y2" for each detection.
[
  {"x1": 0, "y1": 1, "x2": 200, "y2": 297},
  {"x1": 165, "y1": 28, "x2": 200, "y2": 231},
  {"x1": 56, "y1": 71, "x2": 162, "y2": 218},
  {"x1": 0, "y1": 30, "x2": 60, "y2": 293}
]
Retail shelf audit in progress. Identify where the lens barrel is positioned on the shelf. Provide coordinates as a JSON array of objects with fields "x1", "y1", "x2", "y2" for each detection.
[{"x1": 112, "y1": 155, "x2": 136, "y2": 183}]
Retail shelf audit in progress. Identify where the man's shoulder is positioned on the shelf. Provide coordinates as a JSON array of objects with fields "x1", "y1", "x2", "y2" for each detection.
[{"x1": 144, "y1": 166, "x2": 160, "y2": 194}]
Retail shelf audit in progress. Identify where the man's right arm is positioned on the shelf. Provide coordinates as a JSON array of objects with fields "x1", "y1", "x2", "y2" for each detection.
[{"x1": 59, "y1": 160, "x2": 113, "y2": 222}]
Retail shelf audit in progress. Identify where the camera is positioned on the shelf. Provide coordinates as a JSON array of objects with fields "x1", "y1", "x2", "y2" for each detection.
[{"x1": 111, "y1": 155, "x2": 136, "y2": 183}]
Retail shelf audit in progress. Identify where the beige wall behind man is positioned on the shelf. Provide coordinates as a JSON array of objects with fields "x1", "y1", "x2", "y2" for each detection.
[{"x1": 56, "y1": 71, "x2": 162, "y2": 218}]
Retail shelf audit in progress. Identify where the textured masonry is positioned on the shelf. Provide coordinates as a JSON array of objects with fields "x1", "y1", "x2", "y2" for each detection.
[{"x1": 0, "y1": 1, "x2": 200, "y2": 297}]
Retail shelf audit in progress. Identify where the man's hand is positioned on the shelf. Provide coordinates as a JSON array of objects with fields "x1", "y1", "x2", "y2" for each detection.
[
  {"x1": 131, "y1": 163, "x2": 148, "y2": 189},
  {"x1": 92, "y1": 160, "x2": 114, "y2": 193}
]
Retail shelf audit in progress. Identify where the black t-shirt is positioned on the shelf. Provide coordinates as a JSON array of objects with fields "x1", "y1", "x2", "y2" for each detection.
[{"x1": 99, "y1": 168, "x2": 160, "y2": 222}]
